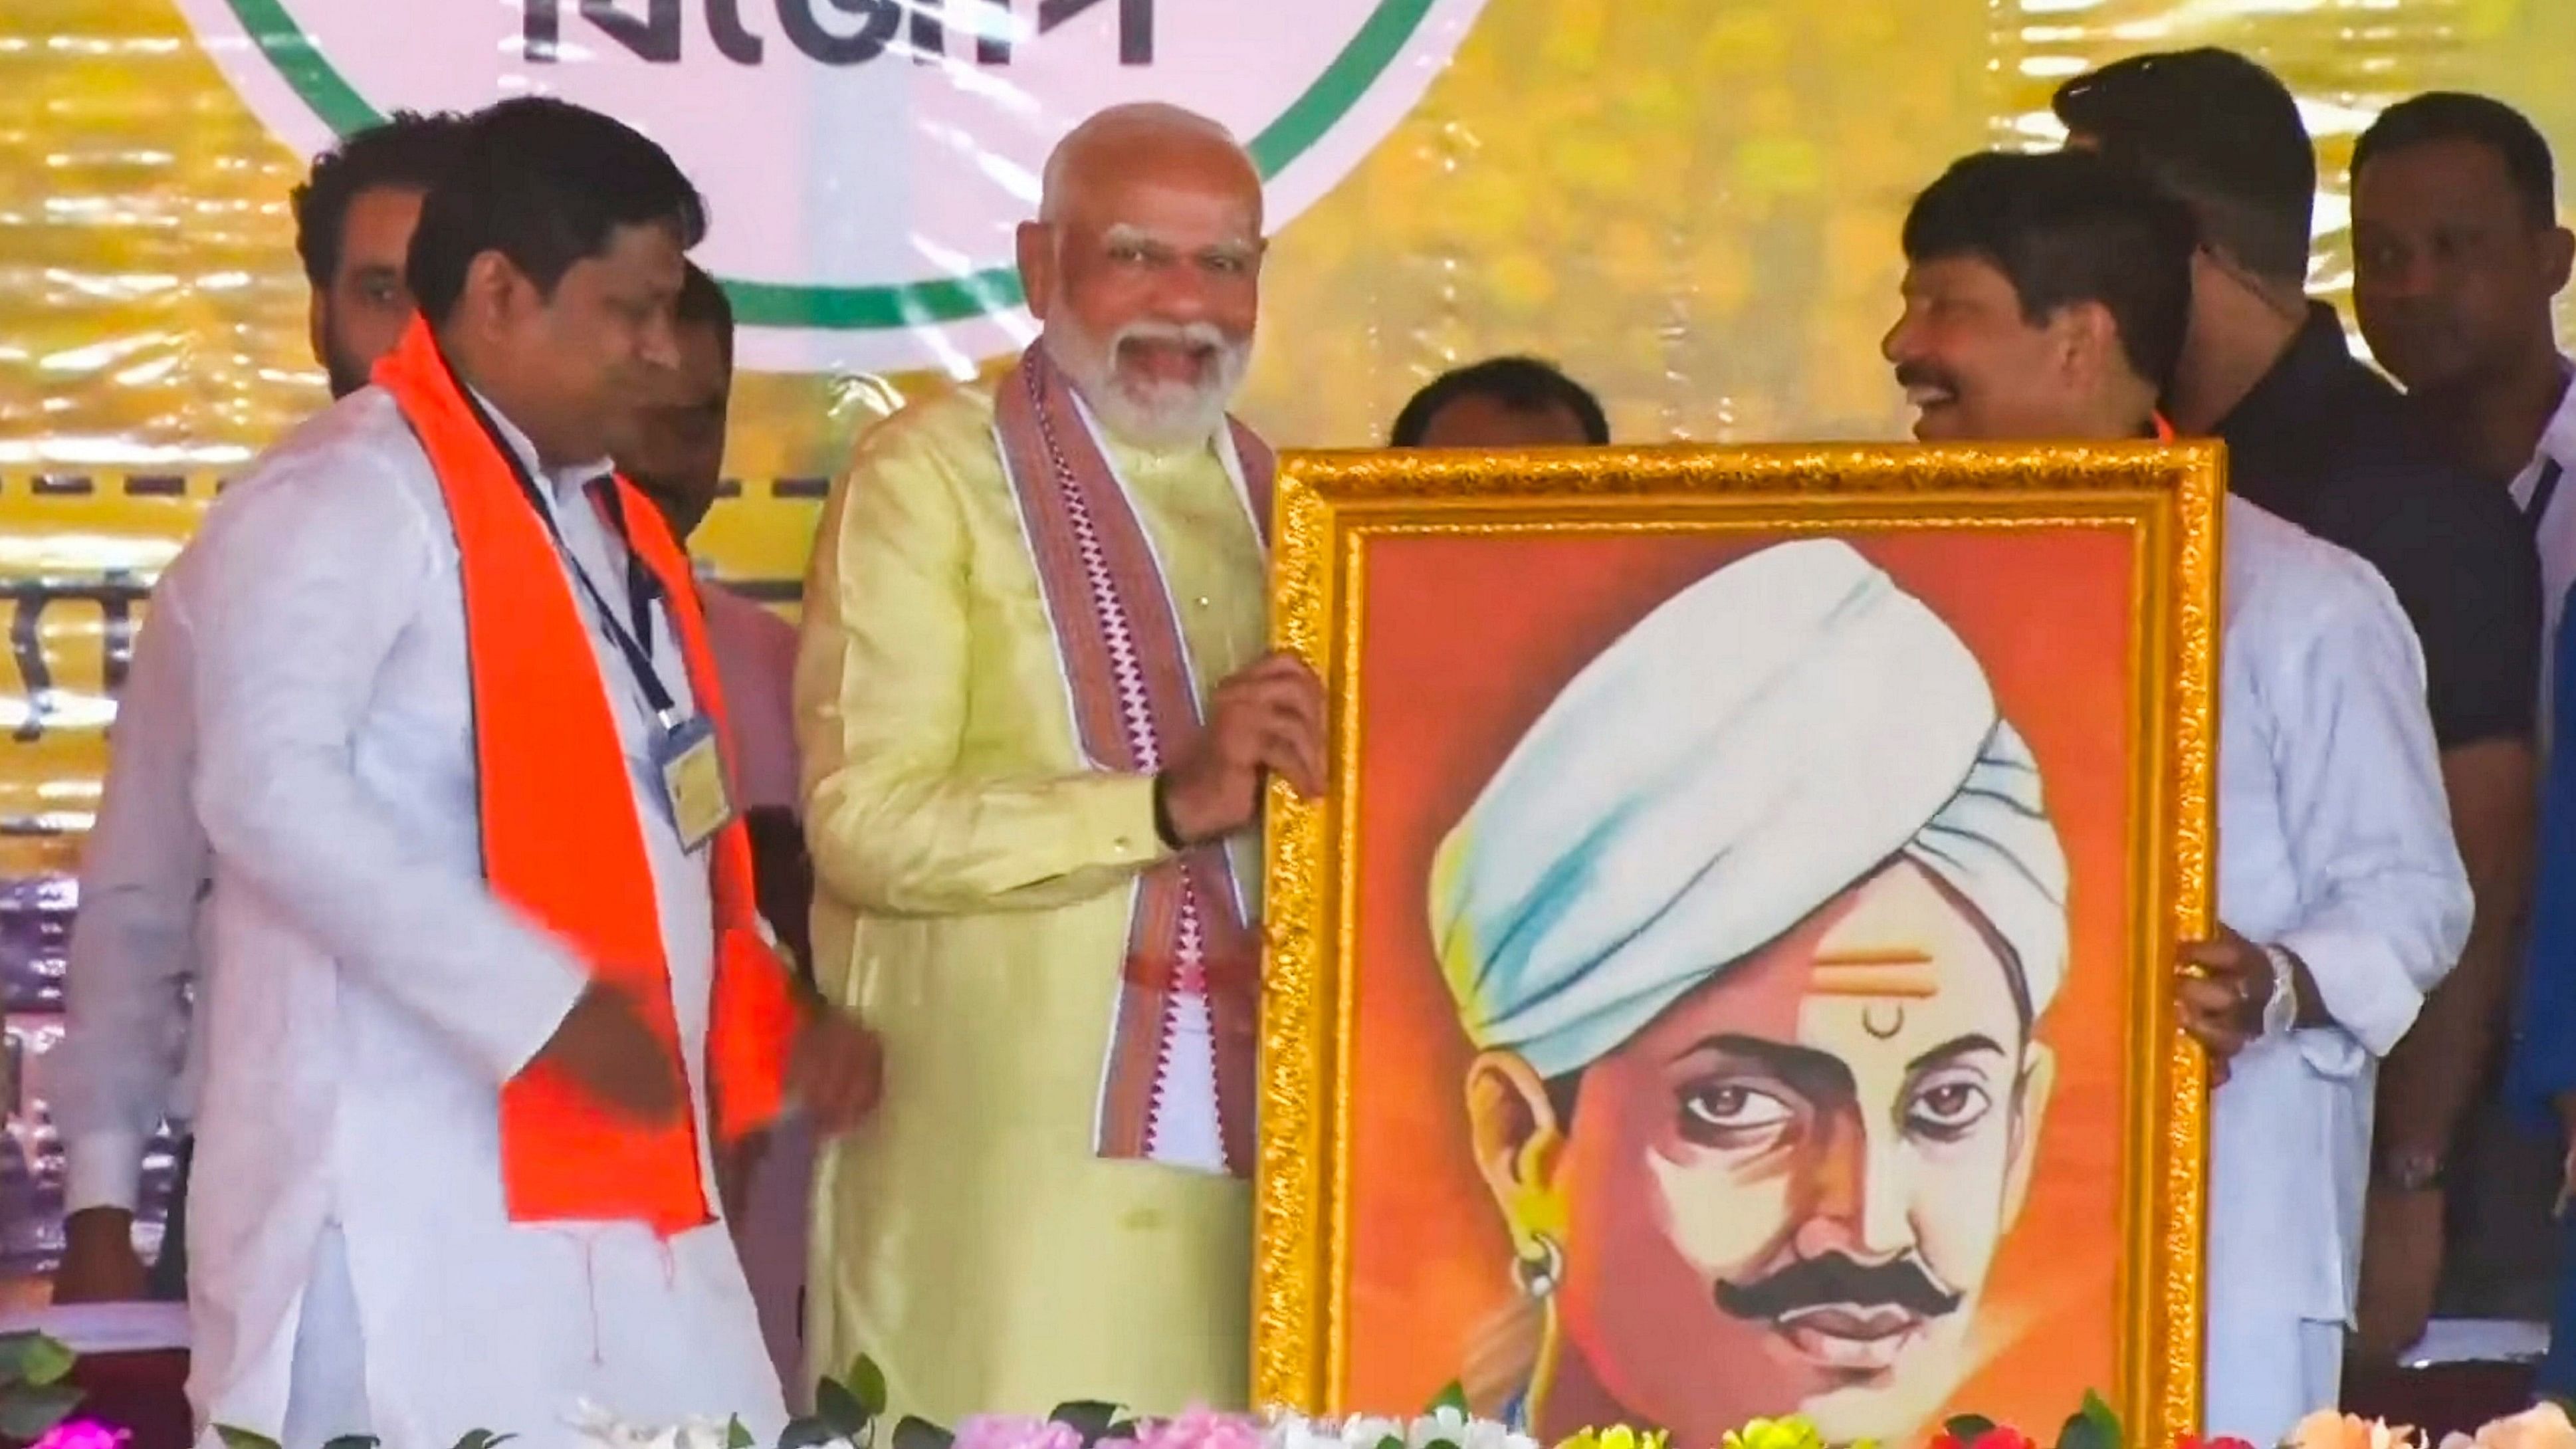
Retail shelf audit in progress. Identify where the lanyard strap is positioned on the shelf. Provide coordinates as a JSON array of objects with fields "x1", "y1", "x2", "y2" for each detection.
[
  {"x1": 453, "y1": 387, "x2": 682, "y2": 726},
  {"x1": 588, "y1": 481, "x2": 661, "y2": 663},
  {"x1": 2531, "y1": 458, "x2": 2566, "y2": 536}
]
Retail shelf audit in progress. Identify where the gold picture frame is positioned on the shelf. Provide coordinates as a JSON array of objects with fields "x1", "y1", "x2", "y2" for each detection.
[{"x1": 1254, "y1": 440, "x2": 2221, "y2": 1447}]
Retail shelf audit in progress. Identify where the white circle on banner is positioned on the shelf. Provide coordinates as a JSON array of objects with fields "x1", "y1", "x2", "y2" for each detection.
[{"x1": 169, "y1": 0, "x2": 1493, "y2": 374}]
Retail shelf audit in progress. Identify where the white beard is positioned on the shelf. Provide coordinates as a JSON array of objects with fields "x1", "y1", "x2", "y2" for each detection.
[{"x1": 1043, "y1": 314, "x2": 1250, "y2": 451}]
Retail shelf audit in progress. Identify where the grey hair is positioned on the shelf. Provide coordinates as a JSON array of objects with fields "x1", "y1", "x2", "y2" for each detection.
[{"x1": 1037, "y1": 102, "x2": 1245, "y2": 224}]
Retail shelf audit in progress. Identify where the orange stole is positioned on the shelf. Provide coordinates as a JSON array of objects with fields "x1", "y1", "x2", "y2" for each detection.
[{"x1": 374, "y1": 316, "x2": 799, "y2": 1236}]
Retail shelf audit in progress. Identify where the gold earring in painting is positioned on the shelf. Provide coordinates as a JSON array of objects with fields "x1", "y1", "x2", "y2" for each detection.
[{"x1": 1515, "y1": 1232, "x2": 1565, "y2": 1299}]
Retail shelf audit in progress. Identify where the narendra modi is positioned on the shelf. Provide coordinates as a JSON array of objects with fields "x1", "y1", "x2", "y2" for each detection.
[{"x1": 794, "y1": 102, "x2": 1327, "y2": 1425}]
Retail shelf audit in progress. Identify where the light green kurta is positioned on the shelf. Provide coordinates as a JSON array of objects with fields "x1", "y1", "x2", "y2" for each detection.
[{"x1": 794, "y1": 380, "x2": 1267, "y2": 1426}]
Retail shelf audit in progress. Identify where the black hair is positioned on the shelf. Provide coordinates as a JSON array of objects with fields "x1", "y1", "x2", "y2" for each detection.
[
  {"x1": 290, "y1": 111, "x2": 471, "y2": 291},
  {"x1": 677, "y1": 260, "x2": 735, "y2": 368},
  {"x1": 406, "y1": 96, "x2": 708, "y2": 325},
  {"x1": 1389, "y1": 356, "x2": 1611, "y2": 447},
  {"x1": 2052, "y1": 48, "x2": 2315, "y2": 286},
  {"x1": 1903, "y1": 150, "x2": 2199, "y2": 393},
  {"x1": 2355, "y1": 91, "x2": 2559, "y2": 227}
]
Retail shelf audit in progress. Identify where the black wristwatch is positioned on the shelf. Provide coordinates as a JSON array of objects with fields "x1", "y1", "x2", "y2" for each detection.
[
  {"x1": 1150, "y1": 770, "x2": 1188, "y2": 851},
  {"x1": 2376, "y1": 1147, "x2": 2447, "y2": 1193}
]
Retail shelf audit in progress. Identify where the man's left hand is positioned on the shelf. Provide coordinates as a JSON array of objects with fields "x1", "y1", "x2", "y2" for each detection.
[
  {"x1": 2353, "y1": 1182, "x2": 2444, "y2": 1364},
  {"x1": 2177, "y1": 927, "x2": 2276, "y2": 1084},
  {"x1": 790, "y1": 1011, "x2": 884, "y2": 1133}
]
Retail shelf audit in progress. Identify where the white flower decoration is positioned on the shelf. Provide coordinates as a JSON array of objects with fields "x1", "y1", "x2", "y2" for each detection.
[
  {"x1": 564, "y1": 1400, "x2": 744, "y2": 1449},
  {"x1": 1259, "y1": 1408, "x2": 1527, "y2": 1449},
  {"x1": 568, "y1": 1401, "x2": 673, "y2": 1449}
]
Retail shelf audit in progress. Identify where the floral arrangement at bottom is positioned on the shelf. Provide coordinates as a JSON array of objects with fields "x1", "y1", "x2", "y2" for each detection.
[
  {"x1": 180, "y1": 1359, "x2": 2576, "y2": 1449},
  {"x1": 907, "y1": 1390, "x2": 2576, "y2": 1449},
  {"x1": 2283, "y1": 1402, "x2": 2576, "y2": 1449}
]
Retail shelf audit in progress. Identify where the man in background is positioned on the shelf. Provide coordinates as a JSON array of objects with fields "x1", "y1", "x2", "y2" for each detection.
[
  {"x1": 2352, "y1": 86, "x2": 2575, "y2": 1336},
  {"x1": 51, "y1": 110, "x2": 469, "y2": 1306},
  {"x1": 610, "y1": 259, "x2": 817, "y2": 1401},
  {"x1": 1389, "y1": 356, "x2": 1610, "y2": 448},
  {"x1": 2355, "y1": 94, "x2": 2575, "y2": 715},
  {"x1": 2054, "y1": 50, "x2": 2542, "y2": 1363},
  {"x1": 1885, "y1": 146, "x2": 2469, "y2": 1439}
]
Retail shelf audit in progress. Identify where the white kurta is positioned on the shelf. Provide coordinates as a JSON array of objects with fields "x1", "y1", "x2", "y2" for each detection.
[
  {"x1": 178, "y1": 390, "x2": 784, "y2": 1449},
  {"x1": 2510, "y1": 360, "x2": 2576, "y2": 741},
  {"x1": 2202, "y1": 497, "x2": 2474, "y2": 1443},
  {"x1": 54, "y1": 554, "x2": 211, "y2": 1215}
]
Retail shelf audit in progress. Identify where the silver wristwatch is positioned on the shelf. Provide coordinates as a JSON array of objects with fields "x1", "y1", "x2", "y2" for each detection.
[{"x1": 2258, "y1": 943, "x2": 2298, "y2": 1039}]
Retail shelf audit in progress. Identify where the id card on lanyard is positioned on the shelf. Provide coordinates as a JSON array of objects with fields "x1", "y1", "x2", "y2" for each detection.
[{"x1": 462, "y1": 395, "x2": 738, "y2": 853}]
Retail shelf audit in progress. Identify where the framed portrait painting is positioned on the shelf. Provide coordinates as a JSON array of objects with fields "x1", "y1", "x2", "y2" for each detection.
[{"x1": 1252, "y1": 443, "x2": 2220, "y2": 1449}]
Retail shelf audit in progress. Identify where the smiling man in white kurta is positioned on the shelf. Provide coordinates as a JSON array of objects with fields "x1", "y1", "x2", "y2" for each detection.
[{"x1": 1886, "y1": 150, "x2": 2472, "y2": 1441}]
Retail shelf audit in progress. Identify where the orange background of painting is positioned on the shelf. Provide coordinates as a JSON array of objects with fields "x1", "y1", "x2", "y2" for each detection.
[{"x1": 1340, "y1": 522, "x2": 2141, "y2": 1442}]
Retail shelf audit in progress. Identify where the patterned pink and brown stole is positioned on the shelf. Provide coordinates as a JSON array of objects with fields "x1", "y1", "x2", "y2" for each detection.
[{"x1": 992, "y1": 344, "x2": 1275, "y2": 1178}]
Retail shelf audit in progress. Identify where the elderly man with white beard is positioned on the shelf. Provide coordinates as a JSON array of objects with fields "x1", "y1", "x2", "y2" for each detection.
[{"x1": 795, "y1": 102, "x2": 1327, "y2": 1425}]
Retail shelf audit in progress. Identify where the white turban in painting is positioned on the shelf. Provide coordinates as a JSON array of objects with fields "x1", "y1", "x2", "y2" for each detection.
[{"x1": 1430, "y1": 538, "x2": 2072, "y2": 1079}]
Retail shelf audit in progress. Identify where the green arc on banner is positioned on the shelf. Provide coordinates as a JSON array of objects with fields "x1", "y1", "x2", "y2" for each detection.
[{"x1": 219, "y1": 0, "x2": 1443, "y2": 331}]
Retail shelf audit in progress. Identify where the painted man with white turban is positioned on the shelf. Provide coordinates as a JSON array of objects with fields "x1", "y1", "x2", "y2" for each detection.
[{"x1": 1438, "y1": 539, "x2": 2069, "y2": 1449}]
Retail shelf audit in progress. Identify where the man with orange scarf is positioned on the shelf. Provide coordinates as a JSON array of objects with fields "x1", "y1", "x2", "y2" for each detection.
[{"x1": 175, "y1": 96, "x2": 878, "y2": 1449}]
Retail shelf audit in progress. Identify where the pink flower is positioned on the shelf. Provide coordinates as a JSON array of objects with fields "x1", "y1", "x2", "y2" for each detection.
[
  {"x1": 952, "y1": 1418, "x2": 1085, "y2": 1449},
  {"x1": 1132, "y1": 1410, "x2": 1265, "y2": 1449},
  {"x1": 29, "y1": 1421, "x2": 130, "y2": 1449}
]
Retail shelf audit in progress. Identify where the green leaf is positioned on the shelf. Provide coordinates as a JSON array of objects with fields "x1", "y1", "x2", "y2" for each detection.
[
  {"x1": 847, "y1": 1357, "x2": 890, "y2": 1422},
  {"x1": 817, "y1": 1379, "x2": 869, "y2": 1438},
  {"x1": 1426, "y1": 1438, "x2": 1462, "y2": 1449},
  {"x1": 2056, "y1": 1408, "x2": 2110, "y2": 1449},
  {"x1": 1104, "y1": 1424, "x2": 1140, "y2": 1446},
  {"x1": 1428, "y1": 1383, "x2": 1469, "y2": 1416},
  {"x1": 2079, "y1": 1392, "x2": 2123, "y2": 1449},
  {"x1": 1048, "y1": 1402, "x2": 1123, "y2": 1446},
  {"x1": 452, "y1": 1434, "x2": 516, "y2": 1449},
  {"x1": 729, "y1": 1417, "x2": 756, "y2": 1449},
  {"x1": 892, "y1": 1417, "x2": 956, "y2": 1449},
  {"x1": 1945, "y1": 1417, "x2": 1998, "y2": 1444},
  {"x1": 321, "y1": 1437, "x2": 381, "y2": 1449},
  {"x1": 0, "y1": 1385, "x2": 85, "y2": 1441},
  {"x1": 216, "y1": 1426, "x2": 286, "y2": 1449},
  {"x1": 0, "y1": 1333, "x2": 77, "y2": 1388},
  {"x1": 780, "y1": 1418, "x2": 838, "y2": 1449},
  {"x1": 1376, "y1": 1435, "x2": 1406, "y2": 1449}
]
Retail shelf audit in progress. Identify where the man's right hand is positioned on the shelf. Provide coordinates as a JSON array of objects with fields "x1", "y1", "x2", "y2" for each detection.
[
  {"x1": 1160, "y1": 652, "x2": 1327, "y2": 845},
  {"x1": 532, "y1": 982, "x2": 685, "y2": 1123},
  {"x1": 54, "y1": 1207, "x2": 147, "y2": 1303}
]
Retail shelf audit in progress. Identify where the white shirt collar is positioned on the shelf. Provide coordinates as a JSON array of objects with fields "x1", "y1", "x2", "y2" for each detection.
[
  {"x1": 467, "y1": 387, "x2": 615, "y2": 510},
  {"x1": 2514, "y1": 356, "x2": 2576, "y2": 506}
]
